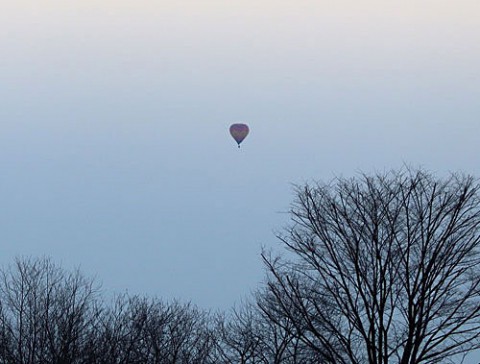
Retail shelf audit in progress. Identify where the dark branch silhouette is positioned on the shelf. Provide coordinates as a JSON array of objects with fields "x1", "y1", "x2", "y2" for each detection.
[{"x1": 262, "y1": 169, "x2": 480, "y2": 364}]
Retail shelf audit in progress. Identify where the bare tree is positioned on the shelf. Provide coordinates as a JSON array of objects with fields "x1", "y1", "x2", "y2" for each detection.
[
  {"x1": 262, "y1": 169, "x2": 480, "y2": 364},
  {"x1": 95, "y1": 294, "x2": 216, "y2": 364},
  {"x1": 0, "y1": 257, "x2": 101, "y2": 364},
  {"x1": 217, "y1": 295, "x2": 317, "y2": 364},
  {"x1": 216, "y1": 303, "x2": 265, "y2": 364},
  {"x1": 0, "y1": 258, "x2": 217, "y2": 364},
  {"x1": 256, "y1": 283, "x2": 330, "y2": 364}
]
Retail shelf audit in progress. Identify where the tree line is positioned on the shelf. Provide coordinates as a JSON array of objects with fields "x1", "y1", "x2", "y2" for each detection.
[{"x1": 1, "y1": 168, "x2": 479, "y2": 363}]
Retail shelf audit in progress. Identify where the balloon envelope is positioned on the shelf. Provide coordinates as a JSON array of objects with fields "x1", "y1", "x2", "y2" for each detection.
[{"x1": 229, "y1": 123, "x2": 249, "y2": 147}]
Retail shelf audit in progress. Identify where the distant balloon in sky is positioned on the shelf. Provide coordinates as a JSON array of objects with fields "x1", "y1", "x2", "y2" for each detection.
[{"x1": 229, "y1": 123, "x2": 249, "y2": 148}]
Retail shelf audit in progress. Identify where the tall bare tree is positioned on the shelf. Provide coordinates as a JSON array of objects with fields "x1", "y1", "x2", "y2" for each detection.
[{"x1": 262, "y1": 169, "x2": 480, "y2": 364}]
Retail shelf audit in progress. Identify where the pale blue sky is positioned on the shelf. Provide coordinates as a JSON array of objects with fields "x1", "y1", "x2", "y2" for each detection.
[{"x1": 1, "y1": 1, "x2": 480, "y2": 360}]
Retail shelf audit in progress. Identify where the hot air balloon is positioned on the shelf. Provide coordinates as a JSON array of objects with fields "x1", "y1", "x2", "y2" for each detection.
[{"x1": 229, "y1": 123, "x2": 249, "y2": 148}]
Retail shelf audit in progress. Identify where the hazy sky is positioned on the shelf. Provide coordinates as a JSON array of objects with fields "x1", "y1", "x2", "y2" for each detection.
[{"x1": 1, "y1": 1, "x2": 479, "y2": 359}]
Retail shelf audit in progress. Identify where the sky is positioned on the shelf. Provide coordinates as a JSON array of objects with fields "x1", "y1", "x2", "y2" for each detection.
[{"x1": 1, "y1": 0, "x2": 480, "y2": 360}]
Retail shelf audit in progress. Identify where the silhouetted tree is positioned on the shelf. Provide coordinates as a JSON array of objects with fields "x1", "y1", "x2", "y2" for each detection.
[
  {"x1": 94, "y1": 294, "x2": 216, "y2": 363},
  {"x1": 0, "y1": 257, "x2": 101, "y2": 364},
  {"x1": 0, "y1": 258, "x2": 218, "y2": 364},
  {"x1": 263, "y1": 169, "x2": 480, "y2": 364},
  {"x1": 216, "y1": 303, "x2": 264, "y2": 363},
  {"x1": 217, "y1": 295, "x2": 318, "y2": 364},
  {"x1": 256, "y1": 284, "x2": 328, "y2": 363}
]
